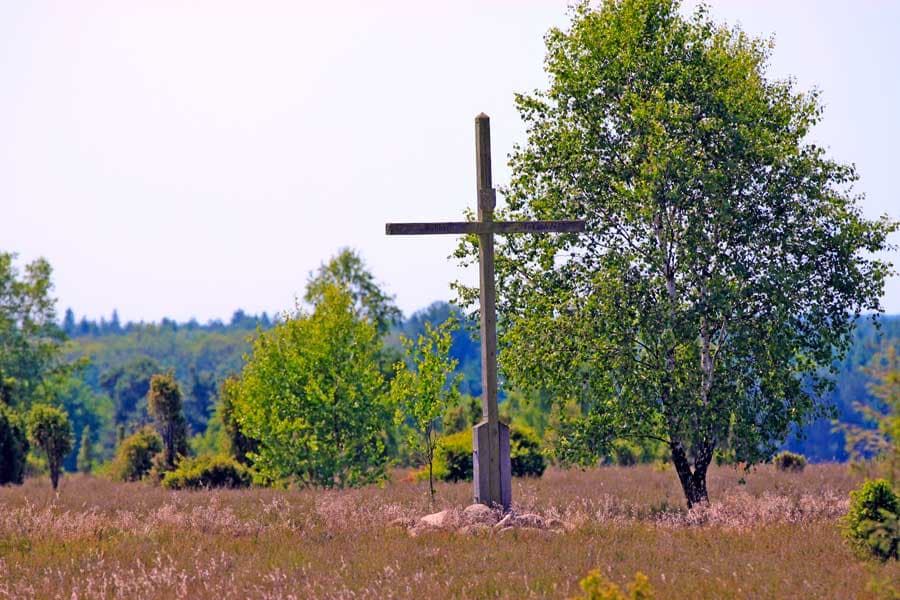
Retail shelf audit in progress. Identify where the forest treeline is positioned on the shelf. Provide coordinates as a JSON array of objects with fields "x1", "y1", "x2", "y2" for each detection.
[
  {"x1": 57, "y1": 300, "x2": 483, "y2": 467},
  {"x1": 54, "y1": 302, "x2": 900, "y2": 467}
]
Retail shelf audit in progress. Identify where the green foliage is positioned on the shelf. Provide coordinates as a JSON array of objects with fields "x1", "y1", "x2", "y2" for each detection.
[
  {"x1": 433, "y1": 430, "x2": 472, "y2": 482},
  {"x1": 218, "y1": 376, "x2": 258, "y2": 465},
  {"x1": 27, "y1": 404, "x2": 73, "y2": 490},
  {"x1": 787, "y1": 317, "x2": 900, "y2": 462},
  {"x1": 34, "y1": 373, "x2": 113, "y2": 471},
  {"x1": 607, "y1": 438, "x2": 665, "y2": 467},
  {"x1": 67, "y1": 314, "x2": 269, "y2": 436},
  {"x1": 0, "y1": 253, "x2": 66, "y2": 409},
  {"x1": 25, "y1": 452, "x2": 47, "y2": 477},
  {"x1": 610, "y1": 441, "x2": 639, "y2": 467},
  {"x1": 398, "y1": 302, "x2": 482, "y2": 397},
  {"x1": 511, "y1": 425, "x2": 547, "y2": 477},
  {"x1": 500, "y1": 388, "x2": 554, "y2": 442},
  {"x1": 391, "y1": 318, "x2": 461, "y2": 499},
  {"x1": 454, "y1": 0, "x2": 897, "y2": 507},
  {"x1": 183, "y1": 367, "x2": 216, "y2": 435},
  {"x1": 99, "y1": 356, "x2": 161, "y2": 426},
  {"x1": 867, "y1": 571, "x2": 900, "y2": 600},
  {"x1": 190, "y1": 403, "x2": 228, "y2": 457},
  {"x1": 77, "y1": 426, "x2": 93, "y2": 474},
  {"x1": 432, "y1": 425, "x2": 547, "y2": 481},
  {"x1": 773, "y1": 450, "x2": 807, "y2": 472},
  {"x1": 147, "y1": 373, "x2": 189, "y2": 469},
  {"x1": 575, "y1": 570, "x2": 654, "y2": 600},
  {"x1": 233, "y1": 284, "x2": 391, "y2": 488},
  {"x1": 109, "y1": 426, "x2": 163, "y2": 482},
  {"x1": 844, "y1": 479, "x2": 900, "y2": 561},
  {"x1": 443, "y1": 394, "x2": 481, "y2": 435},
  {"x1": 842, "y1": 345, "x2": 900, "y2": 485},
  {"x1": 0, "y1": 403, "x2": 28, "y2": 484},
  {"x1": 305, "y1": 248, "x2": 401, "y2": 336},
  {"x1": 160, "y1": 454, "x2": 251, "y2": 490}
]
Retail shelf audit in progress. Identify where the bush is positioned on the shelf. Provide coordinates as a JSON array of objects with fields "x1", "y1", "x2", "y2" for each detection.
[
  {"x1": 773, "y1": 450, "x2": 807, "y2": 472},
  {"x1": 576, "y1": 570, "x2": 654, "y2": 599},
  {"x1": 25, "y1": 453, "x2": 48, "y2": 477},
  {"x1": 431, "y1": 425, "x2": 547, "y2": 482},
  {"x1": 0, "y1": 404, "x2": 28, "y2": 485},
  {"x1": 109, "y1": 427, "x2": 163, "y2": 482},
  {"x1": 844, "y1": 479, "x2": 900, "y2": 561},
  {"x1": 510, "y1": 425, "x2": 546, "y2": 477},
  {"x1": 434, "y1": 430, "x2": 472, "y2": 482},
  {"x1": 610, "y1": 441, "x2": 639, "y2": 467},
  {"x1": 161, "y1": 454, "x2": 252, "y2": 490}
]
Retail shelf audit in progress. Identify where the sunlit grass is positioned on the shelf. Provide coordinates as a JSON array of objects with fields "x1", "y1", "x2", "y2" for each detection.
[{"x1": 0, "y1": 464, "x2": 896, "y2": 598}]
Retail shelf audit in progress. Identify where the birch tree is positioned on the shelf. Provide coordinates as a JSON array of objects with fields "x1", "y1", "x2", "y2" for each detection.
[{"x1": 456, "y1": 0, "x2": 897, "y2": 506}]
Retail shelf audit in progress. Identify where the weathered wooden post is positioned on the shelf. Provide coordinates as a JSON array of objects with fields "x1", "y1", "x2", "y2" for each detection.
[{"x1": 471, "y1": 114, "x2": 509, "y2": 509}]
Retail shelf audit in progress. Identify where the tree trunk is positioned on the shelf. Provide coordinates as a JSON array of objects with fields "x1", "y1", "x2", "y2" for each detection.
[
  {"x1": 428, "y1": 459, "x2": 435, "y2": 503},
  {"x1": 670, "y1": 441, "x2": 712, "y2": 508},
  {"x1": 49, "y1": 459, "x2": 60, "y2": 491},
  {"x1": 426, "y1": 433, "x2": 436, "y2": 503}
]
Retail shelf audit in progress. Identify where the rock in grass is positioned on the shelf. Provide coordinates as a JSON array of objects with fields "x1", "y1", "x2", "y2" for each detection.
[
  {"x1": 388, "y1": 517, "x2": 416, "y2": 529},
  {"x1": 419, "y1": 509, "x2": 451, "y2": 528},
  {"x1": 493, "y1": 513, "x2": 514, "y2": 530},
  {"x1": 513, "y1": 513, "x2": 545, "y2": 529},
  {"x1": 459, "y1": 523, "x2": 492, "y2": 536},
  {"x1": 463, "y1": 503, "x2": 500, "y2": 525}
]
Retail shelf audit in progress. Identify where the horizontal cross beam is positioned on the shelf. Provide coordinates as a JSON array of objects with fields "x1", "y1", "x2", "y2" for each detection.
[{"x1": 385, "y1": 220, "x2": 585, "y2": 236}]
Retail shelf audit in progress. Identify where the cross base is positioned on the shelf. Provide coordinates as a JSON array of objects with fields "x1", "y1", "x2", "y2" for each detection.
[{"x1": 473, "y1": 420, "x2": 511, "y2": 510}]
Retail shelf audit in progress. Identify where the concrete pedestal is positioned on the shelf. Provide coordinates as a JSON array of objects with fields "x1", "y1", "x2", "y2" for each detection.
[{"x1": 473, "y1": 420, "x2": 511, "y2": 510}]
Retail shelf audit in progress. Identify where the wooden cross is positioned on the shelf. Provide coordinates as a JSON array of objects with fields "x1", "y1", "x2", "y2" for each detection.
[{"x1": 386, "y1": 113, "x2": 584, "y2": 509}]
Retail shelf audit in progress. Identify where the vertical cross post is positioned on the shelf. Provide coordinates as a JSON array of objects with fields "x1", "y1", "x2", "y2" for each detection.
[
  {"x1": 472, "y1": 114, "x2": 511, "y2": 509},
  {"x1": 384, "y1": 113, "x2": 584, "y2": 512}
]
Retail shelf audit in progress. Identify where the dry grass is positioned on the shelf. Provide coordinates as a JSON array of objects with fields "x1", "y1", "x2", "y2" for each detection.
[{"x1": 0, "y1": 464, "x2": 896, "y2": 599}]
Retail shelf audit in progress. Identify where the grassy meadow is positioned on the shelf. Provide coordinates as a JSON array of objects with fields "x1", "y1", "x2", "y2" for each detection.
[{"x1": 1, "y1": 464, "x2": 897, "y2": 599}]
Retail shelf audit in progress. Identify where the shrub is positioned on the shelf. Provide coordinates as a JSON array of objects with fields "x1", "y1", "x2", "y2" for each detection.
[
  {"x1": 773, "y1": 450, "x2": 807, "y2": 472},
  {"x1": 844, "y1": 479, "x2": 900, "y2": 561},
  {"x1": 25, "y1": 453, "x2": 48, "y2": 477},
  {"x1": 434, "y1": 430, "x2": 472, "y2": 482},
  {"x1": 0, "y1": 404, "x2": 28, "y2": 485},
  {"x1": 610, "y1": 441, "x2": 639, "y2": 467},
  {"x1": 575, "y1": 570, "x2": 654, "y2": 600},
  {"x1": 510, "y1": 425, "x2": 546, "y2": 477},
  {"x1": 431, "y1": 425, "x2": 547, "y2": 482},
  {"x1": 161, "y1": 454, "x2": 252, "y2": 490},
  {"x1": 109, "y1": 426, "x2": 163, "y2": 482}
]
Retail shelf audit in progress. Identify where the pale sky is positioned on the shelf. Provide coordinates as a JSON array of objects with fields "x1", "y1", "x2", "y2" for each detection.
[{"x1": 2, "y1": 1, "x2": 898, "y2": 323}]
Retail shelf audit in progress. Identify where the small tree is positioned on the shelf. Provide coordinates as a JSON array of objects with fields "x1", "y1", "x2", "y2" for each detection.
[
  {"x1": 305, "y1": 248, "x2": 402, "y2": 335},
  {"x1": 390, "y1": 319, "x2": 461, "y2": 500},
  {"x1": 77, "y1": 425, "x2": 93, "y2": 474},
  {"x1": 147, "y1": 373, "x2": 189, "y2": 470},
  {"x1": 0, "y1": 403, "x2": 28, "y2": 485},
  {"x1": 233, "y1": 284, "x2": 392, "y2": 487},
  {"x1": 27, "y1": 404, "x2": 73, "y2": 490}
]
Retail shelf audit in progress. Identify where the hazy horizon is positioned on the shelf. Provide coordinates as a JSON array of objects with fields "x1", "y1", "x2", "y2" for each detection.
[{"x1": 4, "y1": 1, "x2": 898, "y2": 324}]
